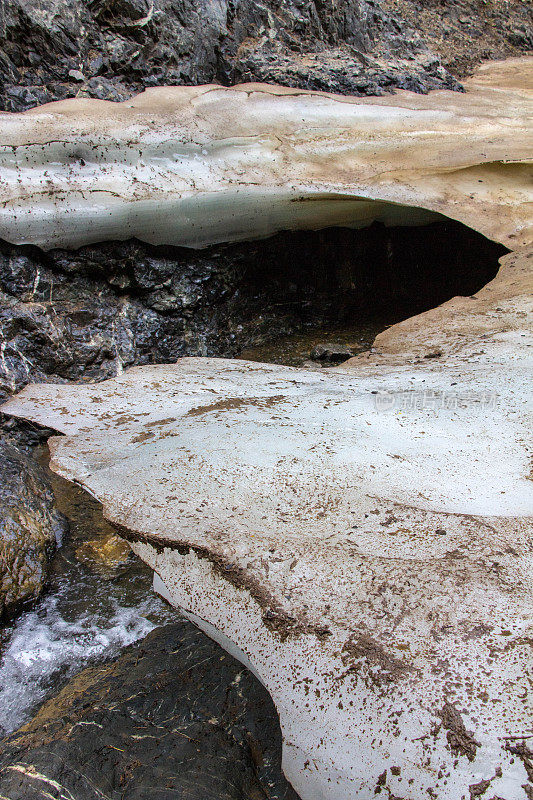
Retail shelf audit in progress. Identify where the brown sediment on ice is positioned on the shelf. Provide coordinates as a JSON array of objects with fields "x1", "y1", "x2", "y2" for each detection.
[
  {"x1": 186, "y1": 395, "x2": 285, "y2": 417},
  {"x1": 438, "y1": 703, "x2": 480, "y2": 762},
  {"x1": 111, "y1": 521, "x2": 331, "y2": 642}
]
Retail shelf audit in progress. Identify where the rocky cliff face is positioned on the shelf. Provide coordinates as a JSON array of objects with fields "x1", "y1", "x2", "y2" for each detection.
[{"x1": 1, "y1": 0, "x2": 531, "y2": 112}]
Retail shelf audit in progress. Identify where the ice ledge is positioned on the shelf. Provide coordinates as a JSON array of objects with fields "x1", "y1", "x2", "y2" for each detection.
[
  {"x1": 2, "y1": 245, "x2": 532, "y2": 799},
  {"x1": 0, "y1": 57, "x2": 531, "y2": 252}
]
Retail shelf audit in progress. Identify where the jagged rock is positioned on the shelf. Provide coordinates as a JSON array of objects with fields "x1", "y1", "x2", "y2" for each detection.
[
  {"x1": 0, "y1": 440, "x2": 66, "y2": 617},
  {"x1": 379, "y1": 0, "x2": 533, "y2": 78},
  {"x1": 0, "y1": 0, "x2": 449, "y2": 114},
  {"x1": 0, "y1": 621, "x2": 298, "y2": 800}
]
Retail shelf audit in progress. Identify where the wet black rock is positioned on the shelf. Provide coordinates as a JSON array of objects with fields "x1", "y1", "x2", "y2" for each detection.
[
  {"x1": 0, "y1": 234, "x2": 325, "y2": 404},
  {"x1": 310, "y1": 342, "x2": 357, "y2": 363},
  {"x1": 0, "y1": 440, "x2": 67, "y2": 618},
  {"x1": 0, "y1": 621, "x2": 299, "y2": 799}
]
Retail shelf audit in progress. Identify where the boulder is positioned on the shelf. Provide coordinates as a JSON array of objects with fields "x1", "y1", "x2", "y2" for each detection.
[
  {"x1": 0, "y1": 440, "x2": 66, "y2": 617},
  {"x1": 0, "y1": 621, "x2": 298, "y2": 800},
  {"x1": 309, "y1": 343, "x2": 355, "y2": 363}
]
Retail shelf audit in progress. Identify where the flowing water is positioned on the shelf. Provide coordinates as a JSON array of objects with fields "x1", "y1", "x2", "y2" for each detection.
[
  {"x1": 0, "y1": 319, "x2": 391, "y2": 736},
  {"x1": 0, "y1": 450, "x2": 176, "y2": 736}
]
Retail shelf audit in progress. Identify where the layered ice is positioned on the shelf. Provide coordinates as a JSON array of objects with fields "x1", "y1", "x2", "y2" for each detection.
[{"x1": 0, "y1": 59, "x2": 531, "y2": 252}]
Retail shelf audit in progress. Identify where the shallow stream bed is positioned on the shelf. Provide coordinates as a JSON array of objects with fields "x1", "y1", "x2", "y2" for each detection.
[{"x1": 238, "y1": 318, "x2": 389, "y2": 366}]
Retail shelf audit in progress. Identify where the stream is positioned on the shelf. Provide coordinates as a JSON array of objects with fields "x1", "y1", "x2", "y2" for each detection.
[
  {"x1": 0, "y1": 318, "x2": 390, "y2": 736},
  {"x1": 0, "y1": 451, "x2": 177, "y2": 736}
]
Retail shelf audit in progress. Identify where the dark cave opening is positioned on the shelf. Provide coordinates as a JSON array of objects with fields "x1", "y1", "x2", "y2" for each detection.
[
  {"x1": 0, "y1": 217, "x2": 507, "y2": 409},
  {"x1": 210, "y1": 218, "x2": 507, "y2": 359},
  {"x1": 237, "y1": 218, "x2": 505, "y2": 322}
]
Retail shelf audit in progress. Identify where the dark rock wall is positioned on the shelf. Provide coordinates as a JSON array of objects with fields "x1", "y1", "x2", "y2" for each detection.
[
  {"x1": 1, "y1": 0, "x2": 531, "y2": 111},
  {"x1": 0, "y1": 222, "x2": 505, "y2": 402}
]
